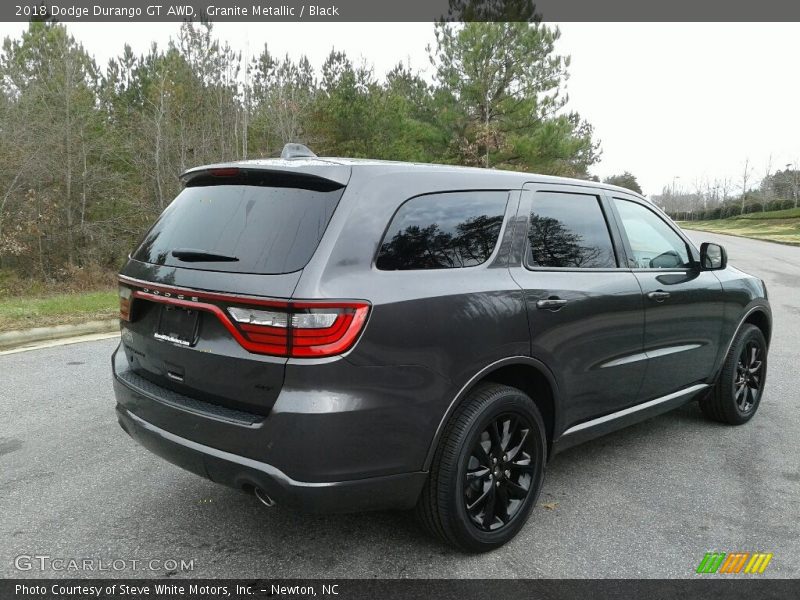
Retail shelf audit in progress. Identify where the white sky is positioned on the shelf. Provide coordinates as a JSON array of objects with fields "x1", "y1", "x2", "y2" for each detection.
[{"x1": 1, "y1": 21, "x2": 798, "y2": 196}]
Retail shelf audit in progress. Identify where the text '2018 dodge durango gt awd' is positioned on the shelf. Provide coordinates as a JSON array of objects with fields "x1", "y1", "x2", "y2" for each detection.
[{"x1": 113, "y1": 144, "x2": 771, "y2": 551}]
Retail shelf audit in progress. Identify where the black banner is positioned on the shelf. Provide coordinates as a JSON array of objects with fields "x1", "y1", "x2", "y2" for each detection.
[
  {"x1": 3, "y1": 580, "x2": 800, "y2": 600},
  {"x1": 4, "y1": 0, "x2": 800, "y2": 22}
]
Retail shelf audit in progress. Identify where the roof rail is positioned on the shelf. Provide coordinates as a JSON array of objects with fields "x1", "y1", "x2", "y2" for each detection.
[{"x1": 281, "y1": 143, "x2": 317, "y2": 160}]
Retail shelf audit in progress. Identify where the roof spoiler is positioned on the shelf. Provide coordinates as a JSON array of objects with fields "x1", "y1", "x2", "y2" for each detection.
[{"x1": 180, "y1": 144, "x2": 350, "y2": 187}]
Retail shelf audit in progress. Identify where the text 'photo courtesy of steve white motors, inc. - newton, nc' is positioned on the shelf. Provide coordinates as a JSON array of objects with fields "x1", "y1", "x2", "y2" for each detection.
[
  {"x1": 15, "y1": 3, "x2": 342, "y2": 18},
  {"x1": 13, "y1": 583, "x2": 337, "y2": 597}
]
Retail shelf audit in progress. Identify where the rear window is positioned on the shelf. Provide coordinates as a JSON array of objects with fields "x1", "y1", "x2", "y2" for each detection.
[{"x1": 132, "y1": 179, "x2": 344, "y2": 274}]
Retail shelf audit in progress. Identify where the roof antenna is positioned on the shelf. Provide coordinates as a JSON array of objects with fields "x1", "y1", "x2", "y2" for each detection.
[{"x1": 281, "y1": 143, "x2": 317, "y2": 160}]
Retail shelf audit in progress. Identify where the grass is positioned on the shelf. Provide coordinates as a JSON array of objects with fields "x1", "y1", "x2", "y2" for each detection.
[
  {"x1": 678, "y1": 207, "x2": 800, "y2": 246},
  {"x1": 0, "y1": 289, "x2": 118, "y2": 332},
  {"x1": 728, "y1": 206, "x2": 800, "y2": 220}
]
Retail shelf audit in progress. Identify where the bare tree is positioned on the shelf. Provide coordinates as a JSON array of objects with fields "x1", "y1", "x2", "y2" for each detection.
[
  {"x1": 721, "y1": 177, "x2": 731, "y2": 204},
  {"x1": 761, "y1": 155, "x2": 773, "y2": 211},
  {"x1": 148, "y1": 70, "x2": 167, "y2": 209},
  {"x1": 740, "y1": 158, "x2": 752, "y2": 214},
  {"x1": 693, "y1": 176, "x2": 707, "y2": 212}
]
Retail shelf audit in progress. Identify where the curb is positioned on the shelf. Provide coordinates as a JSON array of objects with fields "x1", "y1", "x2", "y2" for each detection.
[{"x1": 0, "y1": 319, "x2": 120, "y2": 350}]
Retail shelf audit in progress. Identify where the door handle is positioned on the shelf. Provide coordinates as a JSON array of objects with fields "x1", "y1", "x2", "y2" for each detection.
[
  {"x1": 647, "y1": 290, "x2": 671, "y2": 302},
  {"x1": 536, "y1": 298, "x2": 568, "y2": 311}
]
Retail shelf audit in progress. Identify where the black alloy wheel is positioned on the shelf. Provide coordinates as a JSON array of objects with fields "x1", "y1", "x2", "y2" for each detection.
[
  {"x1": 464, "y1": 413, "x2": 536, "y2": 531},
  {"x1": 416, "y1": 383, "x2": 546, "y2": 552},
  {"x1": 734, "y1": 339, "x2": 764, "y2": 413},
  {"x1": 701, "y1": 323, "x2": 767, "y2": 425}
]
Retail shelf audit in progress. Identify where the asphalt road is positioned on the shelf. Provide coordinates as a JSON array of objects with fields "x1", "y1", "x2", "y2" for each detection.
[{"x1": 1, "y1": 231, "x2": 798, "y2": 579}]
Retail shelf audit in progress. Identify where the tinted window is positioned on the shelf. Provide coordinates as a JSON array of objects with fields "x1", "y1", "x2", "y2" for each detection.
[
  {"x1": 613, "y1": 198, "x2": 691, "y2": 269},
  {"x1": 526, "y1": 193, "x2": 616, "y2": 268},
  {"x1": 376, "y1": 192, "x2": 508, "y2": 270},
  {"x1": 132, "y1": 182, "x2": 344, "y2": 274}
]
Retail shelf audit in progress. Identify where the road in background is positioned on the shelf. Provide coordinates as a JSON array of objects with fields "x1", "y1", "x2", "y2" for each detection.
[{"x1": 1, "y1": 231, "x2": 798, "y2": 578}]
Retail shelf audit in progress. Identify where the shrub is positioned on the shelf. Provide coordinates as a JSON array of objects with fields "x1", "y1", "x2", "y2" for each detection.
[
  {"x1": 0, "y1": 263, "x2": 116, "y2": 299},
  {"x1": 721, "y1": 205, "x2": 738, "y2": 218},
  {"x1": 767, "y1": 199, "x2": 785, "y2": 211}
]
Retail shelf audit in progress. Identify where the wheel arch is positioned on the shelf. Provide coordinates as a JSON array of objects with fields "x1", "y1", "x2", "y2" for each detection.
[
  {"x1": 743, "y1": 306, "x2": 771, "y2": 347},
  {"x1": 423, "y1": 356, "x2": 560, "y2": 470},
  {"x1": 712, "y1": 303, "x2": 772, "y2": 383}
]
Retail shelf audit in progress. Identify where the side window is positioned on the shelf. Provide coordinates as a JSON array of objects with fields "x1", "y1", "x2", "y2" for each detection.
[
  {"x1": 376, "y1": 191, "x2": 509, "y2": 270},
  {"x1": 526, "y1": 192, "x2": 617, "y2": 269},
  {"x1": 613, "y1": 198, "x2": 691, "y2": 269}
]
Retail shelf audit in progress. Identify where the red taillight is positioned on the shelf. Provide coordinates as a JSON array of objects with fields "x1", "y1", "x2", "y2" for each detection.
[
  {"x1": 290, "y1": 303, "x2": 370, "y2": 357},
  {"x1": 228, "y1": 302, "x2": 370, "y2": 358},
  {"x1": 119, "y1": 285, "x2": 132, "y2": 321},
  {"x1": 119, "y1": 275, "x2": 370, "y2": 358}
]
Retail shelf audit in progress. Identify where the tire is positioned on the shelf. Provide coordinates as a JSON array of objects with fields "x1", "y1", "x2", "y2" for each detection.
[
  {"x1": 416, "y1": 383, "x2": 546, "y2": 552},
  {"x1": 700, "y1": 324, "x2": 767, "y2": 425}
]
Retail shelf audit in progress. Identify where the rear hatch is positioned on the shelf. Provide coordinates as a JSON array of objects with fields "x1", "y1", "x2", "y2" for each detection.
[{"x1": 117, "y1": 165, "x2": 349, "y2": 416}]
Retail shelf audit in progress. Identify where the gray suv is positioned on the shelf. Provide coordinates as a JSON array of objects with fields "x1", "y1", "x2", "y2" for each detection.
[{"x1": 113, "y1": 145, "x2": 771, "y2": 551}]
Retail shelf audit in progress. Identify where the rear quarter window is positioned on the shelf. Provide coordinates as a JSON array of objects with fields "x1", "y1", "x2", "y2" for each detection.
[
  {"x1": 132, "y1": 179, "x2": 344, "y2": 275},
  {"x1": 376, "y1": 191, "x2": 509, "y2": 270}
]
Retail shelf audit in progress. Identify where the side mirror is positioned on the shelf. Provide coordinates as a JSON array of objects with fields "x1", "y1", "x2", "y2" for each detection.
[{"x1": 700, "y1": 242, "x2": 727, "y2": 270}]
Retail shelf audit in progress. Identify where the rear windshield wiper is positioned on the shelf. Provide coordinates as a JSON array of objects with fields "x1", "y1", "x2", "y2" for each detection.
[{"x1": 171, "y1": 248, "x2": 239, "y2": 262}]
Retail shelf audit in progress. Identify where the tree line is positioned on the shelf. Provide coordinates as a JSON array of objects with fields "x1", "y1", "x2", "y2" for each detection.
[
  {"x1": 0, "y1": 20, "x2": 601, "y2": 285},
  {"x1": 654, "y1": 160, "x2": 799, "y2": 221}
]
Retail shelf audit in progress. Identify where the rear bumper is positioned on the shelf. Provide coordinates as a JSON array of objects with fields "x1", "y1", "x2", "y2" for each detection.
[{"x1": 116, "y1": 404, "x2": 427, "y2": 513}]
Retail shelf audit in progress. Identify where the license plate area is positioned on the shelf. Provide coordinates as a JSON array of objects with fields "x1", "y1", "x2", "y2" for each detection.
[{"x1": 154, "y1": 305, "x2": 199, "y2": 347}]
